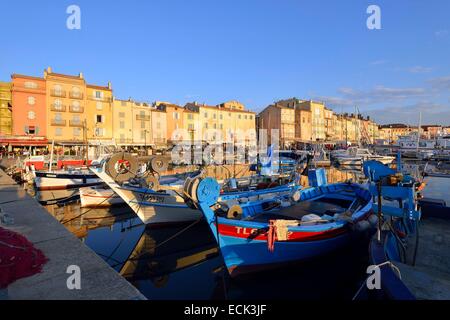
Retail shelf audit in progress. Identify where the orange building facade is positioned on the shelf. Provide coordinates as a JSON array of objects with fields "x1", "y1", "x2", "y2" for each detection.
[{"x1": 10, "y1": 74, "x2": 47, "y2": 145}]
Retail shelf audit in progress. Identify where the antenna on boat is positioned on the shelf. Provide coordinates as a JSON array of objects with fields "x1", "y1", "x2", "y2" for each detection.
[{"x1": 416, "y1": 112, "x2": 422, "y2": 154}]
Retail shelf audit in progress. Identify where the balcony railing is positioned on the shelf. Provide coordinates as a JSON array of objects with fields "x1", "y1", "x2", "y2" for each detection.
[
  {"x1": 50, "y1": 90, "x2": 66, "y2": 98},
  {"x1": 69, "y1": 92, "x2": 84, "y2": 99},
  {"x1": 136, "y1": 115, "x2": 151, "y2": 121},
  {"x1": 69, "y1": 121, "x2": 84, "y2": 127},
  {"x1": 88, "y1": 95, "x2": 112, "y2": 102},
  {"x1": 51, "y1": 119, "x2": 66, "y2": 126},
  {"x1": 69, "y1": 106, "x2": 84, "y2": 113},
  {"x1": 50, "y1": 104, "x2": 66, "y2": 112}
]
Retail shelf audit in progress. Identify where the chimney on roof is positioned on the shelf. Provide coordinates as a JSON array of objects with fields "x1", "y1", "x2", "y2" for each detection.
[
  {"x1": 79, "y1": 72, "x2": 83, "y2": 79},
  {"x1": 108, "y1": 82, "x2": 112, "y2": 90},
  {"x1": 44, "y1": 67, "x2": 51, "y2": 77}
]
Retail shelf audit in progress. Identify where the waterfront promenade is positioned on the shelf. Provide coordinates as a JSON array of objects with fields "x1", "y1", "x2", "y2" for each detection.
[{"x1": 0, "y1": 168, "x2": 146, "y2": 300}]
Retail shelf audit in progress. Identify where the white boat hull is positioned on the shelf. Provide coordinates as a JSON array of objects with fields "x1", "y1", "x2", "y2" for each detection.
[
  {"x1": 79, "y1": 186, "x2": 125, "y2": 208},
  {"x1": 35, "y1": 175, "x2": 103, "y2": 191},
  {"x1": 336, "y1": 156, "x2": 394, "y2": 166},
  {"x1": 335, "y1": 158, "x2": 362, "y2": 166},
  {"x1": 90, "y1": 167, "x2": 201, "y2": 224}
]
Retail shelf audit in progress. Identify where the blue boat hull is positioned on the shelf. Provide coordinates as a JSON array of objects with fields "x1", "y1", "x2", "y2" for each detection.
[{"x1": 219, "y1": 232, "x2": 351, "y2": 276}]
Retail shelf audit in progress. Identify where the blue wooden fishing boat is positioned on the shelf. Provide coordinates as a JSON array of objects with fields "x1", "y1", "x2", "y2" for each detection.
[
  {"x1": 354, "y1": 158, "x2": 450, "y2": 300},
  {"x1": 182, "y1": 168, "x2": 376, "y2": 277}
]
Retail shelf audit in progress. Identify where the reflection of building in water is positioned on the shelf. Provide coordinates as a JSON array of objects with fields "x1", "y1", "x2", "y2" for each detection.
[
  {"x1": 119, "y1": 222, "x2": 218, "y2": 289},
  {"x1": 45, "y1": 203, "x2": 135, "y2": 239}
]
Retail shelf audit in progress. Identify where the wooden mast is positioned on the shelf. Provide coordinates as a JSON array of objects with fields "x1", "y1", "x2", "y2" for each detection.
[{"x1": 83, "y1": 119, "x2": 89, "y2": 166}]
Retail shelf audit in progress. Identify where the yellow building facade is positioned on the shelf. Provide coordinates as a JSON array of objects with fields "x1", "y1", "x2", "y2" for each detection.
[
  {"x1": 151, "y1": 109, "x2": 167, "y2": 147},
  {"x1": 44, "y1": 67, "x2": 113, "y2": 145},
  {"x1": 183, "y1": 109, "x2": 200, "y2": 141},
  {"x1": 85, "y1": 84, "x2": 113, "y2": 142},
  {"x1": 0, "y1": 81, "x2": 12, "y2": 135},
  {"x1": 297, "y1": 100, "x2": 326, "y2": 141},
  {"x1": 112, "y1": 99, "x2": 167, "y2": 148},
  {"x1": 258, "y1": 104, "x2": 295, "y2": 147},
  {"x1": 112, "y1": 99, "x2": 134, "y2": 145},
  {"x1": 324, "y1": 108, "x2": 334, "y2": 140},
  {"x1": 185, "y1": 102, "x2": 256, "y2": 145},
  {"x1": 277, "y1": 99, "x2": 326, "y2": 141},
  {"x1": 44, "y1": 68, "x2": 87, "y2": 144},
  {"x1": 295, "y1": 109, "x2": 312, "y2": 142},
  {"x1": 131, "y1": 102, "x2": 153, "y2": 146}
]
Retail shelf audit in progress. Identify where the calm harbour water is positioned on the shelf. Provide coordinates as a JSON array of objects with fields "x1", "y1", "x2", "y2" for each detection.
[{"x1": 34, "y1": 163, "x2": 449, "y2": 300}]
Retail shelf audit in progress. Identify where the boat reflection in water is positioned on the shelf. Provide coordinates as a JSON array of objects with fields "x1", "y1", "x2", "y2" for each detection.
[{"x1": 45, "y1": 201, "x2": 135, "y2": 238}]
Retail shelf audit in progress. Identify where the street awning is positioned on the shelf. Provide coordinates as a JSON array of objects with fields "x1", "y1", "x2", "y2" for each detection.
[{"x1": 0, "y1": 137, "x2": 48, "y2": 147}]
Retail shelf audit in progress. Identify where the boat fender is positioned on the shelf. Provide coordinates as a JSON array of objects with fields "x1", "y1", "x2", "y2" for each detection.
[
  {"x1": 106, "y1": 152, "x2": 139, "y2": 183},
  {"x1": 291, "y1": 190, "x2": 301, "y2": 202},
  {"x1": 148, "y1": 156, "x2": 169, "y2": 174},
  {"x1": 301, "y1": 214, "x2": 322, "y2": 223},
  {"x1": 227, "y1": 205, "x2": 243, "y2": 219}
]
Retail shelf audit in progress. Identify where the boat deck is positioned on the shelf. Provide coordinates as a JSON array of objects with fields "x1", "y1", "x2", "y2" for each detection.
[
  {"x1": 396, "y1": 217, "x2": 450, "y2": 300},
  {"x1": 248, "y1": 197, "x2": 352, "y2": 222}
]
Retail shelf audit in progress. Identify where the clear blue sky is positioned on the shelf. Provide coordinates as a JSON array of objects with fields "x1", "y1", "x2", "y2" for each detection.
[{"x1": 1, "y1": 0, "x2": 449, "y2": 125}]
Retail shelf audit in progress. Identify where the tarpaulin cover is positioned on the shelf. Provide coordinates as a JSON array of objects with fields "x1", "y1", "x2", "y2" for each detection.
[{"x1": 0, "y1": 227, "x2": 48, "y2": 288}]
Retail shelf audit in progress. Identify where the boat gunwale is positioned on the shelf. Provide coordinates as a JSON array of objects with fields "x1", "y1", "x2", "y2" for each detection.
[{"x1": 213, "y1": 182, "x2": 373, "y2": 233}]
